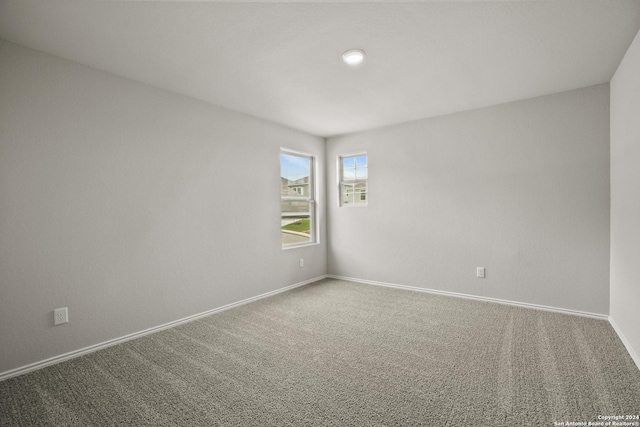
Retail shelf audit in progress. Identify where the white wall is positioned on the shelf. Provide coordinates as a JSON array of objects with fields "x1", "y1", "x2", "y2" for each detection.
[
  {"x1": 610, "y1": 29, "x2": 640, "y2": 365},
  {"x1": 0, "y1": 40, "x2": 326, "y2": 375},
  {"x1": 327, "y1": 84, "x2": 610, "y2": 315}
]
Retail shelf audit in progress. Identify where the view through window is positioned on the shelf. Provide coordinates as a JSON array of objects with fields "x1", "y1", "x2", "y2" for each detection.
[
  {"x1": 280, "y1": 150, "x2": 315, "y2": 247},
  {"x1": 340, "y1": 154, "x2": 367, "y2": 206}
]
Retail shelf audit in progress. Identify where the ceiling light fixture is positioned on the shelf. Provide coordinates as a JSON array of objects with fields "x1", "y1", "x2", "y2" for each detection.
[{"x1": 342, "y1": 49, "x2": 366, "y2": 66}]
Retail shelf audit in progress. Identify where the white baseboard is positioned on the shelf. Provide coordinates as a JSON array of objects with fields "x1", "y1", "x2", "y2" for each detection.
[
  {"x1": 0, "y1": 275, "x2": 327, "y2": 382},
  {"x1": 327, "y1": 274, "x2": 609, "y2": 320},
  {"x1": 609, "y1": 316, "x2": 640, "y2": 372}
]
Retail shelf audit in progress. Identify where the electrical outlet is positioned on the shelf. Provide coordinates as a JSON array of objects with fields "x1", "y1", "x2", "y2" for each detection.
[
  {"x1": 477, "y1": 267, "x2": 486, "y2": 278},
  {"x1": 299, "y1": 258, "x2": 304, "y2": 268},
  {"x1": 54, "y1": 307, "x2": 68, "y2": 325}
]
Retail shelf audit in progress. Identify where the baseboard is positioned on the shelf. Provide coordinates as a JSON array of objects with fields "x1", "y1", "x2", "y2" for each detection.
[
  {"x1": 609, "y1": 316, "x2": 640, "y2": 372},
  {"x1": 0, "y1": 275, "x2": 327, "y2": 382},
  {"x1": 327, "y1": 275, "x2": 609, "y2": 320}
]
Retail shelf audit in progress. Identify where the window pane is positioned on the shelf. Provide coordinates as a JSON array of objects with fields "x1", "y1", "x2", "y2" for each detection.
[
  {"x1": 281, "y1": 201, "x2": 312, "y2": 245},
  {"x1": 280, "y1": 153, "x2": 310, "y2": 186},
  {"x1": 345, "y1": 193, "x2": 355, "y2": 205},
  {"x1": 355, "y1": 168, "x2": 367, "y2": 179},
  {"x1": 341, "y1": 183, "x2": 355, "y2": 204},
  {"x1": 343, "y1": 157, "x2": 355, "y2": 168},
  {"x1": 280, "y1": 154, "x2": 310, "y2": 198},
  {"x1": 281, "y1": 150, "x2": 314, "y2": 247},
  {"x1": 343, "y1": 168, "x2": 356, "y2": 180},
  {"x1": 339, "y1": 153, "x2": 367, "y2": 207},
  {"x1": 352, "y1": 184, "x2": 367, "y2": 205}
]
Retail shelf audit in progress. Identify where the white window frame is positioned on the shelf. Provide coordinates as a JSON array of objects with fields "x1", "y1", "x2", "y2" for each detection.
[
  {"x1": 280, "y1": 148, "x2": 317, "y2": 249},
  {"x1": 338, "y1": 152, "x2": 368, "y2": 207}
]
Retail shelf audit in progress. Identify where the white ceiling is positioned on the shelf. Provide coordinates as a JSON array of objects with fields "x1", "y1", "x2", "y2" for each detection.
[{"x1": 1, "y1": 1, "x2": 639, "y2": 137}]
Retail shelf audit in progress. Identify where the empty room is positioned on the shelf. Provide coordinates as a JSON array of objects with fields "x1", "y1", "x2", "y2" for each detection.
[{"x1": 1, "y1": 0, "x2": 639, "y2": 425}]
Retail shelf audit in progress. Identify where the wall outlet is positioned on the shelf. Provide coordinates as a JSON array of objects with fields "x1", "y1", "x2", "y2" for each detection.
[
  {"x1": 54, "y1": 307, "x2": 68, "y2": 325},
  {"x1": 477, "y1": 267, "x2": 486, "y2": 278},
  {"x1": 299, "y1": 258, "x2": 304, "y2": 268}
]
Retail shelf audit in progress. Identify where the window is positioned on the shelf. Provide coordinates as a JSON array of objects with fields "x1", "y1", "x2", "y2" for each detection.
[
  {"x1": 340, "y1": 153, "x2": 367, "y2": 206},
  {"x1": 280, "y1": 150, "x2": 316, "y2": 247}
]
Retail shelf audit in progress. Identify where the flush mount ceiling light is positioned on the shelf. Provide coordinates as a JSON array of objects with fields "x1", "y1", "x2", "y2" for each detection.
[{"x1": 342, "y1": 49, "x2": 366, "y2": 66}]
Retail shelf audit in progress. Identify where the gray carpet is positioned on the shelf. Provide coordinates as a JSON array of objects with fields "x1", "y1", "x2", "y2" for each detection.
[{"x1": 1, "y1": 279, "x2": 639, "y2": 426}]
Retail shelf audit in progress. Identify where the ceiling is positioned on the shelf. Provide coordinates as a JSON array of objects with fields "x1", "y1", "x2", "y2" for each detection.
[{"x1": 1, "y1": 1, "x2": 639, "y2": 137}]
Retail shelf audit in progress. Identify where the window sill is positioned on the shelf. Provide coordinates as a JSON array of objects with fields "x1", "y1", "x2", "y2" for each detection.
[{"x1": 282, "y1": 242, "x2": 319, "y2": 251}]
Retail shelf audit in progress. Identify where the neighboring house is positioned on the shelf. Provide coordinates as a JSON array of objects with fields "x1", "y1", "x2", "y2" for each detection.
[
  {"x1": 281, "y1": 176, "x2": 310, "y2": 215},
  {"x1": 342, "y1": 182, "x2": 367, "y2": 205},
  {"x1": 281, "y1": 176, "x2": 309, "y2": 197},
  {"x1": 281, "y1": 176, "x2": 366, "y2": 207}
]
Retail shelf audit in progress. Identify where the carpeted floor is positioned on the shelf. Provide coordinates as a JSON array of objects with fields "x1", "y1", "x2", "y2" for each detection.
[{"x1": 1, "y1": 278, "x2": 639, "y2": 426}]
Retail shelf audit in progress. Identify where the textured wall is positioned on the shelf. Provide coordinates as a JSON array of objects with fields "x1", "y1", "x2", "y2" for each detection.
[
  {"x1": 327, "y1": 85, "x2": 610, "y2": 315},
  {"x1": 0, "y1": 40, "x2": 326, "y2": 374},
  {"x1": 610, "y1": 29, "x2": 640, "y2": 363}
]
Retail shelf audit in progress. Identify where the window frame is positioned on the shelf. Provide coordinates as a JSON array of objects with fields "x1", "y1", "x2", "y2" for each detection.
[
  {"x1": 280, "y1": 148, "x2": 318, "y2": 249},
  {"x1": 338, "y1": 152, "x2": 368, "y2": 207}
]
